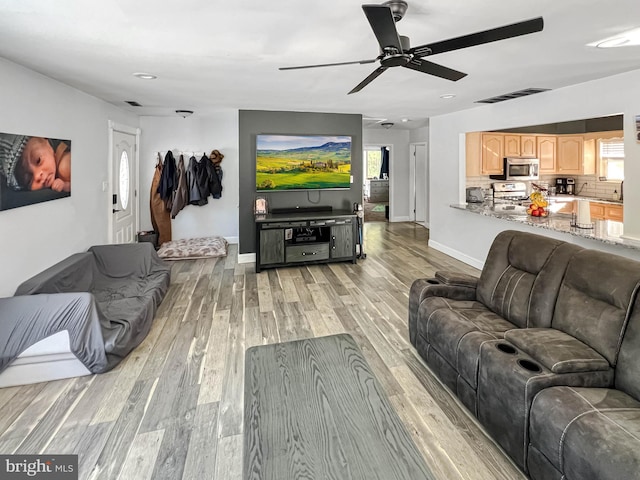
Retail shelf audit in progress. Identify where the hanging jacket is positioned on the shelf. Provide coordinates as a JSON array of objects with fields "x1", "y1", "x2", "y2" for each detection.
[
  {"x1": 171, "y1": 154, "x2": 189, "y2": 218},
  {"x1": 187, "y1": 155, "x2": 207, "y2": 206},
  {"x1": 150, "y1": 154, "x2": 171, "y2": 246},
  {"x1": 208, "y1": 157, "x2": 223, "y2": 199},
  {"x1": 158, "y1": 150, "x2": 177, "y2": 211}
]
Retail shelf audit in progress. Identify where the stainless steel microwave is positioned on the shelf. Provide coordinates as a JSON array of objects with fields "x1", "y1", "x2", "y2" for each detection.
[{"x1": 490, "y1": 157, "x2": 539, "y2": 181}]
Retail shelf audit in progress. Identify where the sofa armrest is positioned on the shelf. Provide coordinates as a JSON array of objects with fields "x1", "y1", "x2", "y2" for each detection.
[
  {"x1": 504, "y1": 328, "x2": 611, "y2": 374},
  {"x1": 435, "y1": 270, "x2": 479, "y2": 288},
  {"x1": 409, "y1": 277, "x2": 477, "y2": 346}
]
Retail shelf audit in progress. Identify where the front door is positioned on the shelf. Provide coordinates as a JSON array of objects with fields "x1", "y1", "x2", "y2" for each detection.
[{"x1": 111, "y1": 129, "x2": 137, "y2": 243}]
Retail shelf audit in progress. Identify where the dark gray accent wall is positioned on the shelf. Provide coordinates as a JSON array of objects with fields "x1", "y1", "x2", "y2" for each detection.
[{"x1": 239, "y1": 110, "x2": 363, "y2": 254}]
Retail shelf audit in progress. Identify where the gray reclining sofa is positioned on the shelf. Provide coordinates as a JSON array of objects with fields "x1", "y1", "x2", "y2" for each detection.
[
  {"x1": 0, "y1": 243, "x2": 171, "y2": 376},
  {"x1": 409, "y1": 230, "x2": 640, "y2": 479}
]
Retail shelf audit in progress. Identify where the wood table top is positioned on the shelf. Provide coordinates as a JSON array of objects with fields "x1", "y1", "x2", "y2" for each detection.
[{"x1": 244, "y1": 334, "x2": 434, "y2": 480}]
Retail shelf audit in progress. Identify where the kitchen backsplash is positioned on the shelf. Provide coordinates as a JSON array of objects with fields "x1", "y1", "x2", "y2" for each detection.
[{"x1": 466, "y1": 174, "x2": 623, "y2": 201}]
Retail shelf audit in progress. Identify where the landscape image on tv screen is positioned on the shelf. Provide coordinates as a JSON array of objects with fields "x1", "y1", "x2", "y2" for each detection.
[{"x1": 256, "y1": 135, "x2": 351, "y2": 191}]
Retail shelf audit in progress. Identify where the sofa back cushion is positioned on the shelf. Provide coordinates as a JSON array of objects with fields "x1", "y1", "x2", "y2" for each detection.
[
  {"x1": 477, "y1": 230, "x2": 581, "y2": 329},
  {"x1": 15, "y1": 252, "x2": 95, "y2": 295},
  {"x1": 553, "y1": 250, "x2": 640, "y2": 366}
]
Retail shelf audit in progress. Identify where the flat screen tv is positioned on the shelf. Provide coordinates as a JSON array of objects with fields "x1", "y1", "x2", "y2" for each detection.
[{"x1": 256, "y1": 134, "x2": 351, "y2": 191}]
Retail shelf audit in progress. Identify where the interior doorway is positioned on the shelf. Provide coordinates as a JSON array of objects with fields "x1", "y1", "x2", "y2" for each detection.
[
  {"x1": 363, "y1": 144, "x2": 391, "y2": 222},
  {"x1": 410, "y1": 143, "x2": 428, "y2": 227},
  {"x1": 108, "y1": 122, "x2": 140, "y2": 243}
]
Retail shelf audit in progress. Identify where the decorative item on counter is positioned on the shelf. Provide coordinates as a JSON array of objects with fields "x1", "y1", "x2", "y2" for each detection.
[{"x1": 527, "y1": 184, "x2": 549, "y2": 217}]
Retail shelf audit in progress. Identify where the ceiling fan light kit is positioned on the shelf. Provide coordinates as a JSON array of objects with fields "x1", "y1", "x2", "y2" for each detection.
[
  {"x1": 381, "y1": 122, "x2": 394, "y2": 129},
  {"x1": 279, "y1": 2, "x2": 544, "y2": 95},
  {"x1": 176, "y1": 110, "x2": 194, "y2": 118}
]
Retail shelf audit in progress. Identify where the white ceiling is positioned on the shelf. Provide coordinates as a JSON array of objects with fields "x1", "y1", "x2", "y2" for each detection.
[{"x1": 1, "y1": 0, "x2": 640, "y2": 128}]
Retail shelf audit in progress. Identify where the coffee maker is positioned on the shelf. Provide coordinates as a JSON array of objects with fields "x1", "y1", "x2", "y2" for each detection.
[{"x1": 556, "y1": 177, "x2": 576, "y2": 195}]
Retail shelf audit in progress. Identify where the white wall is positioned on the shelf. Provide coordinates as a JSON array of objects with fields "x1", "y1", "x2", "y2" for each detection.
[
  {"x1": 0, "y1": 59, "x2": 139, "y2": 297},
  {"x1": 429, "y1": 68, "x2": 640, "y2": 267},
  {"x1": 363, "y1": 128, "x2": 411, "y2": 221},
  {"x1": 138, "y1": 113, "x2": 239, "y2": 242}
]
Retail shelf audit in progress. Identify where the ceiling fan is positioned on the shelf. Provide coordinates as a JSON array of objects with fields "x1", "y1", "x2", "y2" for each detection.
[{"x1": 279, "y1": 1, "x2": 544, "y2": 94}]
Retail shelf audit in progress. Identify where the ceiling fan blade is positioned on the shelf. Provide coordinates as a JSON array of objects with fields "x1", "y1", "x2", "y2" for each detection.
[
  {"x1": 348, "y1": 66, "x2": 388, "y2": 95},
  {"x1": 279, "y1": 58, "x2": 377, "y2": 71},
  {"x1": 404, "y1": 58, "x2": 467, "y2": 81},
  {"x1": 362, "y1": 4, "x2": 403, "y2": 51},
  {"x1": 410, "y1": 17, "x2": 544, "y2": 57}
]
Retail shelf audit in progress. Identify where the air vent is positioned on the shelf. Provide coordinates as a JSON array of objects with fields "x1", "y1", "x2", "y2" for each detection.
[
  {"x1": 125, "y1": 101, "x2": 142, "y2": 107},
  {"x1": 476, "y1": 88, "x2": 550, "y2": 104}
]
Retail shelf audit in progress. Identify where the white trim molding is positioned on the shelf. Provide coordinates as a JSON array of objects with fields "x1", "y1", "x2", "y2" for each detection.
[{"x1": 428, "y1": 239, "x2": 484, "y2": 270}]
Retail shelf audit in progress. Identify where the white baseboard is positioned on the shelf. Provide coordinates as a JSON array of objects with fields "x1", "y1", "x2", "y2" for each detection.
[
  {"x1": 620, "y1": 235, "x2": 640, "y2": 247},
  {"x1": 224, "y1": 236, "x2": 239, "y2": 244},
  {"x1": 391, "y1": 216, "x2": 410, "y2": 222},
  {"x1": 238, "y1": 253, "x2": 256, "y2": 264},
  {"x1": 428, "y1": 239, "x2": 484, "y2": 270}
]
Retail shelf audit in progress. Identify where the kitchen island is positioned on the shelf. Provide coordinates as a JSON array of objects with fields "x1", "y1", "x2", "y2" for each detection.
[{"x1": 451, "y1": 201, "x2": 637, "y2": 250}]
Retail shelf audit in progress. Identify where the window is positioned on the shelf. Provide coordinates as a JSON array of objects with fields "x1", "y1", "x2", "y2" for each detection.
[
  {"x1": 119, "y1": 151, "x2": 130, "y2": 209},
  {"x1": 364, "y1": 149, "x2": 382, "y2": 179},
  {"x1": 599, "y1": 138, "x2": 624, "y2": 181}
]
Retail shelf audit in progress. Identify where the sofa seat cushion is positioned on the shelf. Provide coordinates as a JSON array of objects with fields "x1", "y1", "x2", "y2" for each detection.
[
  {"x1": 529, "y1": 386, "x2": 640, "y2": 480},
  {"x1": 504, "y1": 328, "x2": 610, "y2": 374},
  {"x1": 418, "y1": 297, "x2": 516, "y2": 386}
]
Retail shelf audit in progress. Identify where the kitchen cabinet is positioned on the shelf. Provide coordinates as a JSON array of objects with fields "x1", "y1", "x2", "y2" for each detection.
[
  {"x1": 588, "y1": 202, "x2": 623, "y2": 221},
  {"x1": 482, "y1": 133, "x2": 504, "y2": 175},
  {"x1": 537, "y1": 136, "x2": 557, "y2": 174},
  {"x1": 556, "y1": 136, "x2": 584, "y2": 175},
  {"x1": 504, "y1": 135, "x2": 521, "y2": 157},
  {"x1": 605, "y1": 204, "x2": 623, "y2": 221},
  {"x1": 583, "y1": 138, "x2": 596, "y2": 176},
  {"x1": 521, "y1": 135, "x2": 537, "y2": 157},
  {"x1": 465, "y1": 132, "x2": 482, "y2": 177}
]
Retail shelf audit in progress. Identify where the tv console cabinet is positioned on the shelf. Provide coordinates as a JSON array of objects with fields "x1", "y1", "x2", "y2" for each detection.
[{"x1": 255, "y1": 210, "x2": 357, "y2": 273}]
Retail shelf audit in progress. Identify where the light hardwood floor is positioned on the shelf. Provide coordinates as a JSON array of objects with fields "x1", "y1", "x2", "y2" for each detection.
[{"x1": 0, "y1": 222, "x2": 526, "y2": 480}]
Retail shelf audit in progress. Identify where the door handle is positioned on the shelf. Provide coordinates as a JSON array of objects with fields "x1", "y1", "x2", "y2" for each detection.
[{"x1": 112, "y1": 209, "x2": 121, "y2": 213}]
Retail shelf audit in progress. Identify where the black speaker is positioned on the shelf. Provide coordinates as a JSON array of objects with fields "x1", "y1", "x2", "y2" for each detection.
[{"x1": 271, "y1": 206, "x2": 333, "y2": 214}]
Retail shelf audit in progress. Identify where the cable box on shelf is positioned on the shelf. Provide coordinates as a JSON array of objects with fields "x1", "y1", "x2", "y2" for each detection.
[{"x1": 271, "y1": 206, "x2": 333, "y2": 214}]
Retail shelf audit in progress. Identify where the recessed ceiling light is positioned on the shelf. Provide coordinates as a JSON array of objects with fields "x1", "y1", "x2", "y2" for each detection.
[
  {"x1": 401, "y1": 118, "x2": 409, "y2": 123},
  {"x1": 440, "y1": 93, "x2": 456, "y2": 99},
  {"x1": 133, "y1": 72, "x2": 157, "y2": 80},
  {"x1": 589, "y1": 27, "x2": 640, "y2": 48}
]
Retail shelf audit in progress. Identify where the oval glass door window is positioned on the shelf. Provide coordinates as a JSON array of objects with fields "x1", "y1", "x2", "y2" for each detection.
[{"x1": 119, "y1": 151, "x2": 130, "y2": 210}]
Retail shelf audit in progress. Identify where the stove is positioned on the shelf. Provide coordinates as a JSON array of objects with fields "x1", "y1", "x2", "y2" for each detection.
[{"x1": 492, "y1": 182, "x2": 528, "y2": 202}]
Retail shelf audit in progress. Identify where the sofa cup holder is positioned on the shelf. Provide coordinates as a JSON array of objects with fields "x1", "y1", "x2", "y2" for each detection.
[
  {"x1": 496, "y1": 342, "x2": 517, "y2": 355},
  {"x1": 426, "y1": 279, "x2": 440, "y2": 285},
  {"x1": 517, "y1": 359, "x2": 542, "y2": 373}
]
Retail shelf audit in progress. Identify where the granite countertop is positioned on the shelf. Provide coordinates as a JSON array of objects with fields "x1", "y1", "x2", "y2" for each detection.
[
  {"x1": 549, "y1": 195, "x2": 623, "y2": 206},
  {"x1": 451, "y1": 201, "x2": 637, "y2": 250}
]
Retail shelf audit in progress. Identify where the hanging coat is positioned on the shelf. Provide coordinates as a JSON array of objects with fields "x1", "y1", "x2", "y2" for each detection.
[
  {"x1": 171, "y1": 155, "x2": 189, "y2": 218},
  {"x1": 150, "y1": 154, "x2": 171, "y2": 246},
  {"x1": 208, "y1": 157, "x2": 223, "y2": 199},
  {"x1": 187, "y1": 155, "x2": 207, "y2": 206},
  {"x1": 158, "y1": 150, "x2": 177, "y2": 211}
]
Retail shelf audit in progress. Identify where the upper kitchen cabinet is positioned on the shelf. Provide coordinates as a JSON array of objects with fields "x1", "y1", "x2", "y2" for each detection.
[
  {"x1": 466, "y1": 132, "x2": 505, "y2": 176},
  {"x1": 504, "y1": 135, "x2": 521, "y2": 157},
  {"x1": 482, "y1": 133, "x2": 504, "y2": 175},
  {"x1": 537, "y1": 136, "x2": 557, "y2": 174},
  {"x1": 465, "y1": 132, "x2": 482, "y2": 177},
  {"x1": 556, "y1": 136, "x2": 584, "y2": 175},
  {"x1": 521, "y1": 136, "x2": 537, "y2": 157}
]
